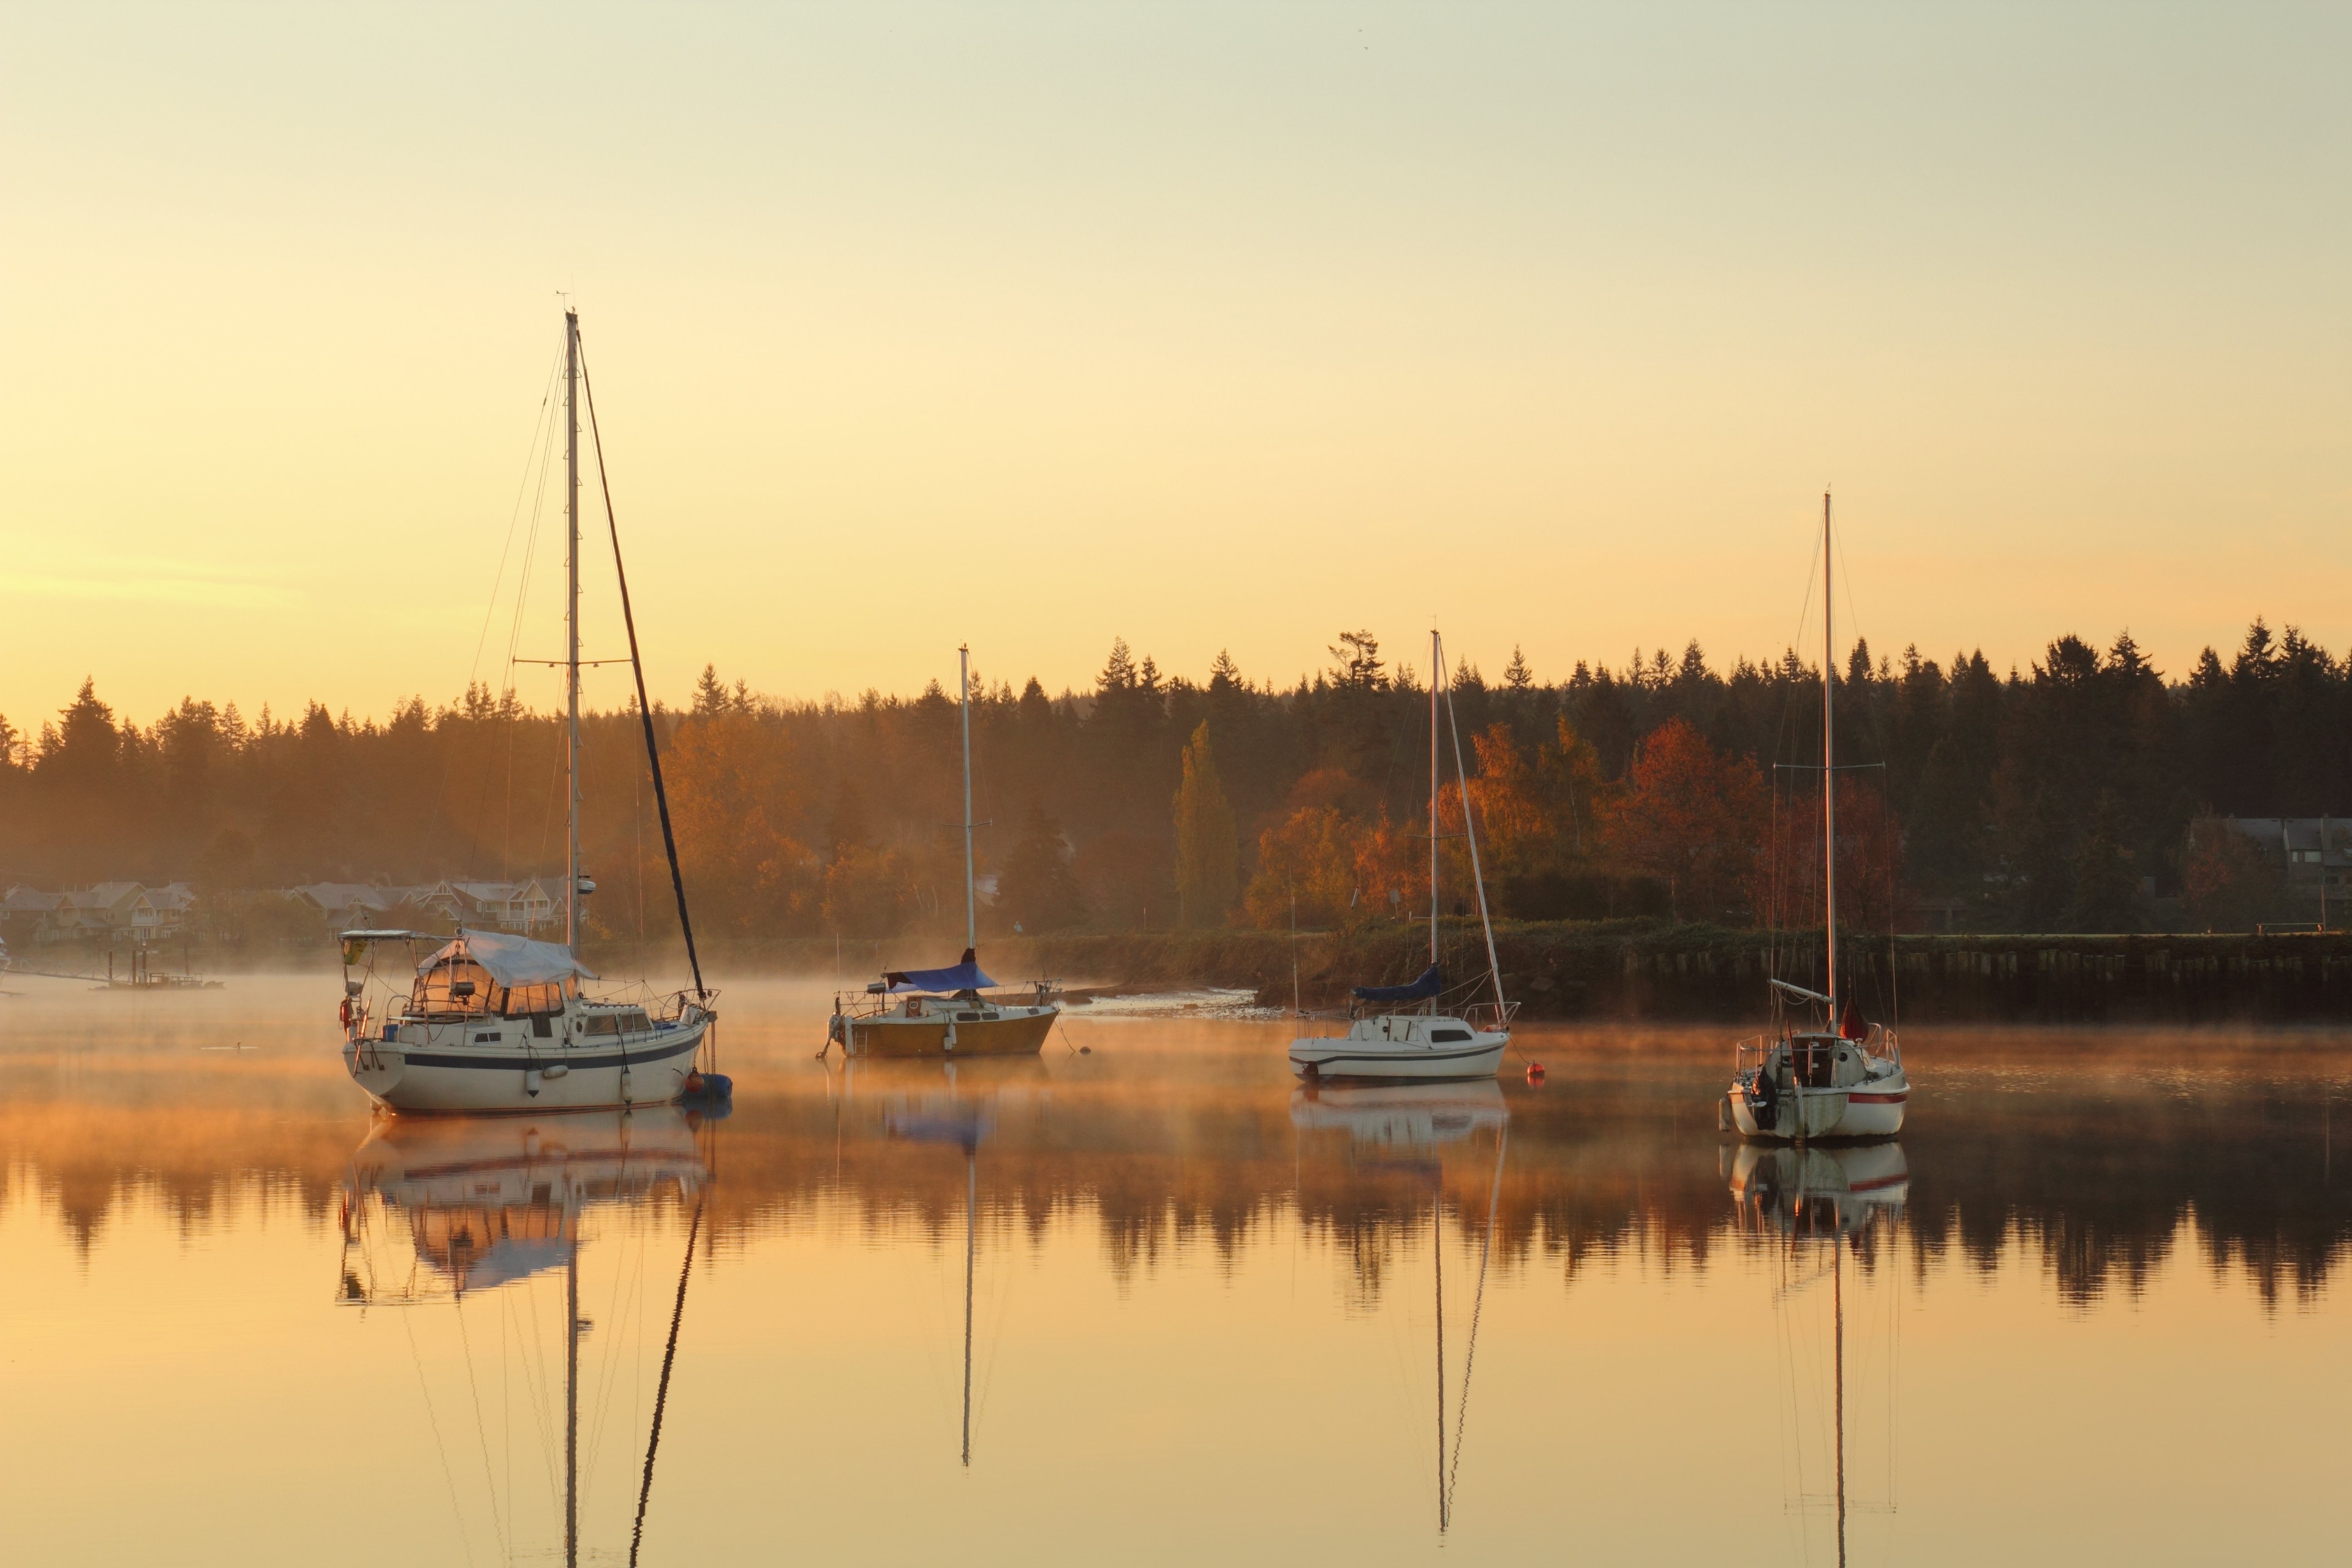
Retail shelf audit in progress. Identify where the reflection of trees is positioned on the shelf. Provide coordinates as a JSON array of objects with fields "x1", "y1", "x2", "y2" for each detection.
[{"x1": 5, "y1": 1062, "x2": 2349, "y2": 1311}]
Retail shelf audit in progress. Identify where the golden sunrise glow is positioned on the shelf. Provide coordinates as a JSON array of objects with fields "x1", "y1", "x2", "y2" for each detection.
[{"x1": 3, "y1": 7, "x2": 2347, "y2": 727}]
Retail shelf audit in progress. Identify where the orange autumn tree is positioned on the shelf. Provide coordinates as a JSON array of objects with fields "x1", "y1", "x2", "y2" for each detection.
[
  {"x1": 1242, "y1": 778, "x2": 1423, "y2": 930},
  {"x1": 1601, "y1": 717, "x2": 1767, "y2": 922},
  {"x1": 1438, "y1": 718, "x2": 1614, "y2": 895},
  {"x1": 1753, "y1": 777, "x2": 1905, "y2": 936},
  {"x1": 666, "y1": 698, "x2": 814, "y2": 935}
]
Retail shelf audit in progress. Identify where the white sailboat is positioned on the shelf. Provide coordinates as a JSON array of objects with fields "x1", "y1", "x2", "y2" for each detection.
[
  {"x1": 1725, "y1": 494, "x2": 1908, "y2": 1141},
  {"x1": 1290, "y1": 629, "x2": 1516, "y2": 1082},
  {"x1": 825, "y1": 646, "x2": 1061, "y2": 1058},
  {"x1": 337, "y1": 309, "x2": 720, "y2": 1113}
]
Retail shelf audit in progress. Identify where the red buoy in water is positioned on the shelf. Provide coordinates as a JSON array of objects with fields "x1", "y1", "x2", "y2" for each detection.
[{"x1": 1526, "y1": 1062, "x2": 1546, "y2": 1083}]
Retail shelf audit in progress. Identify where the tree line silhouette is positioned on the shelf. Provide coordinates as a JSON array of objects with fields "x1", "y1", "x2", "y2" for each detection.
[{"x1": 1, "y1": 617, "x2": 2340, "y2": 941}]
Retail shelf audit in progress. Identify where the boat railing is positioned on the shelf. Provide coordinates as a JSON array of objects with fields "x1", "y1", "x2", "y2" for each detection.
[
  {"x1": 831, "y1": 981, "x2": 1054, "y2": 1022},
  {"x1": 1462, "y1": 999, "x2": 1521, "y2": 1032},
  {"x1": 1734, "y1": 1035, "x2": 1773, "y2": 1077}
]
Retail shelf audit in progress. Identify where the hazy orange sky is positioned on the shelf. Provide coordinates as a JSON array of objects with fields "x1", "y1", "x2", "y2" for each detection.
[{"x1": 3, "y1": 5, "x2": 2345, "y2": 729}]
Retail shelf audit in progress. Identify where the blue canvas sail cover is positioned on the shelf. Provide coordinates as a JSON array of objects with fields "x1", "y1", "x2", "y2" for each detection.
[
  {"x1": 1353, "y1": 963, "x2": 1443, "y2": 1003},
  {"x1": 883, "y1": 948, "x2": 997, "y2": 995}
]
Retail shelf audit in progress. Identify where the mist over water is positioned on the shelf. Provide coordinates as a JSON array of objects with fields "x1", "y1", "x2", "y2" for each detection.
[{"x1": 0, "y1": 977, "x2": 2344, "y2": 1564}]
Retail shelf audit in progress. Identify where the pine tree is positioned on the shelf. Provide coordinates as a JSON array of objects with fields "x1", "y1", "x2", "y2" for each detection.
[
  {"x1": 1502, "y1": 646, "x2": 1534, "y2": 690},
  {"x1": 1172, "y1": 722, "x2": 1238, "y2": 927},
  {"x1": 2061, "y1": 791, "x2": 2145, "y2": 932},
  {"x1": 998, "y1": 802, "x2": 1085, "y2": 932}
]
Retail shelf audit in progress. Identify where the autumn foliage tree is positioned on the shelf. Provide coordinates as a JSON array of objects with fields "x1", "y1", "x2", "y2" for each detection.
[
  {"x1": 1754, "y1": 775, "x2": 1905, "y2": 935},
  {"x1": 1603, "y1": 718, "x2": 1767, "y2": 922}
]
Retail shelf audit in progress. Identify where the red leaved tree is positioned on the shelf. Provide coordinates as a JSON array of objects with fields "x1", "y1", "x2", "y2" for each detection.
[{"x1": 1601, "y1": 718, "x2": 1768, "y2": 922}]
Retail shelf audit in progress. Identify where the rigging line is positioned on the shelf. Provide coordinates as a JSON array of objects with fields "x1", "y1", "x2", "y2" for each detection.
[
  {"x1": 1438, "y1": 643, "x2": 1507, "y2": 1022},
  {"x1": 1442, "y1": 1121, "x2": 1507, "y2": 1519},
  {"x1": 512, "y1": 1273, "x2": 565, "y2": 1534},
  {"x1": 629, "y1": 1199, "x2": 706, "y2": 1568},
  {"x1": 402, "y1": 1300, "x2": 481, "y2": 1568},
  {"x1": 454, "y1": 1294, "x2": 513, "y2": 1564},
  {"x1": 470, "y1": 349, "x2": 566, "y2": 699},
  {"x1": 479, "y1": 383, "x2": 566, "y2": 879},
  {"x1": 579, "y1": 333, "x2": 709, "y2": 998},
  {"x1": 586, "y1": 1208, "x2": 654, "y2": 1515},
  {"x1": 430, "y1": 346, "x2": 562, "y2": 862}
]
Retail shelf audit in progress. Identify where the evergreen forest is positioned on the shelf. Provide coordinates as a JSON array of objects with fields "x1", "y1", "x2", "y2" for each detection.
[{"x1": 2, "y1": 618, "x2": 2342, "y2": 941}]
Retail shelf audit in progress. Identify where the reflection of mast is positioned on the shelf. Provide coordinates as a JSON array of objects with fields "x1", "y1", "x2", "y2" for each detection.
[
  {"x1": 630, "y1": 1199, "x2": 706, "y2": 1567},
  {"x1": 1434, "y1": 1118, "x2": 1507, "y2": 1534},
  {"x1": 1834, "y1": 1230, "x2": 1847, "y2": 1568},
  {"x1": 566, "y1": 1194, "x2": 580, "y2": 1568},
  {"x1": 1433, "y1": 1167, "x2": 1445, "y2": 1531},
  {"x1": 963, "y1": 1139, "x2": 976, "y2": 1468}
]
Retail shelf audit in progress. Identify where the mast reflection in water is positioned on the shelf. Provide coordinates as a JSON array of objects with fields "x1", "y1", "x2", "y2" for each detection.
[
  {"x1": 2, "y1": 986, "x2": 2351, "y2": 1565},
  {"x1": 339, "y1": 1107, "x2": 711, "y2": 1567}
]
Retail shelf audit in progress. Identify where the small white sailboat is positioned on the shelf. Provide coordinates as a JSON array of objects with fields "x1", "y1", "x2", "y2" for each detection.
[
  {"x1": 1725, "y1": 494, "x2": 1908, "y2": 1141},
  {"x1": 826, "y1": 646, "x2": 1060, "y2": 1058},
  {"x1": 1291, "y1": 629, "x2": 1515, "y2": 1082},
  {"x1": 337, "y1": 309, "x2": 720, "y2": 1114}
]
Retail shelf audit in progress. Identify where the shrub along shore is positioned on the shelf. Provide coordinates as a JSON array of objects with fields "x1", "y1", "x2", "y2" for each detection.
[
  {"x1": 692, "y1": 920, "x2": 2352, "y2": 1025},
  {"x1": 62, "y1": 919, "x2": 2352, "y2": 1025}
]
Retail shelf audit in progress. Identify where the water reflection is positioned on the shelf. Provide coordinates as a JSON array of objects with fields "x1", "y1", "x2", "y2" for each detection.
[
  {"x1": 1727, "y1": 1142, "x2": 1909, "y2": 1568},
  {"x1": 338, "y1": 1108, "x2": 709, "y2": 1567},
  {"x1": 6, "y1": 989, "x2": 2352, "y2": 1565},
  {"x1": 1292, "y1": 1079, "x2": 1510, "y2": 1534}
]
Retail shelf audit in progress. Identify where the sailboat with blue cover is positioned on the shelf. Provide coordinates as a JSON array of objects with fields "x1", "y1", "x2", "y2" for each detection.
[
  {"x1": 825, "y1": 647, "x2": 1061, "y2": 1058},
  {"x1": 1289, "y1": 630, "x2": 1516, "y2": 1082}
]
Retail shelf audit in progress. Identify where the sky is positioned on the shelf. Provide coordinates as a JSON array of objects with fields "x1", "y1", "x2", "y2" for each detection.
[{"x1": 2, "y1": 3, "x2": 2346, "y2": 729}]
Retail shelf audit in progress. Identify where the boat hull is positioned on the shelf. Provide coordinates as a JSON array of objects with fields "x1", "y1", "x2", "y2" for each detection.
[
  {"x1": 342, "y1": 1020, "x2": 710, "y2": 1114},
  {"x1": 1289, "y1": 1030, "x2": 1509, "y2": 1083},
  {"x1": 845, "y1": 1007, "x2": 1057, "y2": 1058},
  {"x1": 1727, "y1": 1068, "x2": 1907, "y2": 1141}
]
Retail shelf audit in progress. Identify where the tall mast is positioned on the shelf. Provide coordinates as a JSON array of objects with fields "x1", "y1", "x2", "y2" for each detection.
[
  {"x1": 1430, "y1": 628, "x2": 1441, "y2": 968},
  {"x1": 565, "y1": 309, "x2": 583, "y2": 951},
  {"x1": 1822, "y1": 491, "x2": 1837, "y2": 1017},
  {"x1": 960, "y1": 645, "x2": 976, "y2": 953}
]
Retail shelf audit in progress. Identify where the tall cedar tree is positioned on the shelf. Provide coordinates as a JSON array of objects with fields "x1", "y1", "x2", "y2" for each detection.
[{"x1": 1172, "y1": 723, "x2": 1238, "y2": 927}]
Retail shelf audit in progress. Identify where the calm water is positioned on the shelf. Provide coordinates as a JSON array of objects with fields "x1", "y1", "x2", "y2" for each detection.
[{"x1": 1, "y1": 976, "x2": 2346, "y2": 1566}]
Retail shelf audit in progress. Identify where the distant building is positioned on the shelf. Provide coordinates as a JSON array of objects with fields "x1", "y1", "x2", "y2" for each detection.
[
  {"x1": 401, "y1": 880, "x2": 560, "y2": 934},
  {"x1": 2220, "y1": 818, "x2": 2352, "y2": 899},
  {"x1": 0, "y1": 882, "x2": 194, "y2": 944},
  {"x1": 288, "y1": 882, "x2": 402, "y2": 929}
]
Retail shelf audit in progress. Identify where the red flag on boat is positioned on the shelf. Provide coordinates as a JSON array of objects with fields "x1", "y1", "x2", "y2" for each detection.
[{"x1": 1839, "y1": 1000, "x2": 1867, "y2": 1040}]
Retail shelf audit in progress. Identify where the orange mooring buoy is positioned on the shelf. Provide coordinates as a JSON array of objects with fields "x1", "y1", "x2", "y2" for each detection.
[{"x1": 1526, "y1": 1061, "x2": 1546, "y2": 1083}]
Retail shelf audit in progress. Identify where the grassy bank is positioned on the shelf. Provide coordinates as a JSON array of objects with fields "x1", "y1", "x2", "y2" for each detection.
[
  {"x1": 46, "y1": 921, "x2": 2352, "y2": 1025},
  {"x1": 993, "y1": 923, "x2": 2352, "y2": 1024}
]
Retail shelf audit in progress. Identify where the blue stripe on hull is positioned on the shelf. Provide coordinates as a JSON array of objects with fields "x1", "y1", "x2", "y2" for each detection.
[{"x1": 395, "y1": 1031, "x2": 704, "y2": 1072}]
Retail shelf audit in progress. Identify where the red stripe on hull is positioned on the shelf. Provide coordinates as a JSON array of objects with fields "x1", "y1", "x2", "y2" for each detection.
[{"x1": 1849, "y1": 1092, "x2": 1907, "y2": 1103}]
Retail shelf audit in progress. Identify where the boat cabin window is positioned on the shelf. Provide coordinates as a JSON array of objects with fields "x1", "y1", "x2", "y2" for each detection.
[
  {"x1": 501, "y1": 979, "x2": 575, "y2": 1017},
  {"x1": 412, "y1": 961, "x2": 496, "y2": 1017},
  {"x1": 583, "y1": 1009, "x2": 653, "y2": 1036},
  {"x1": 1430, "y1": 1027, "x2": 1473, "y2": 1043}
]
